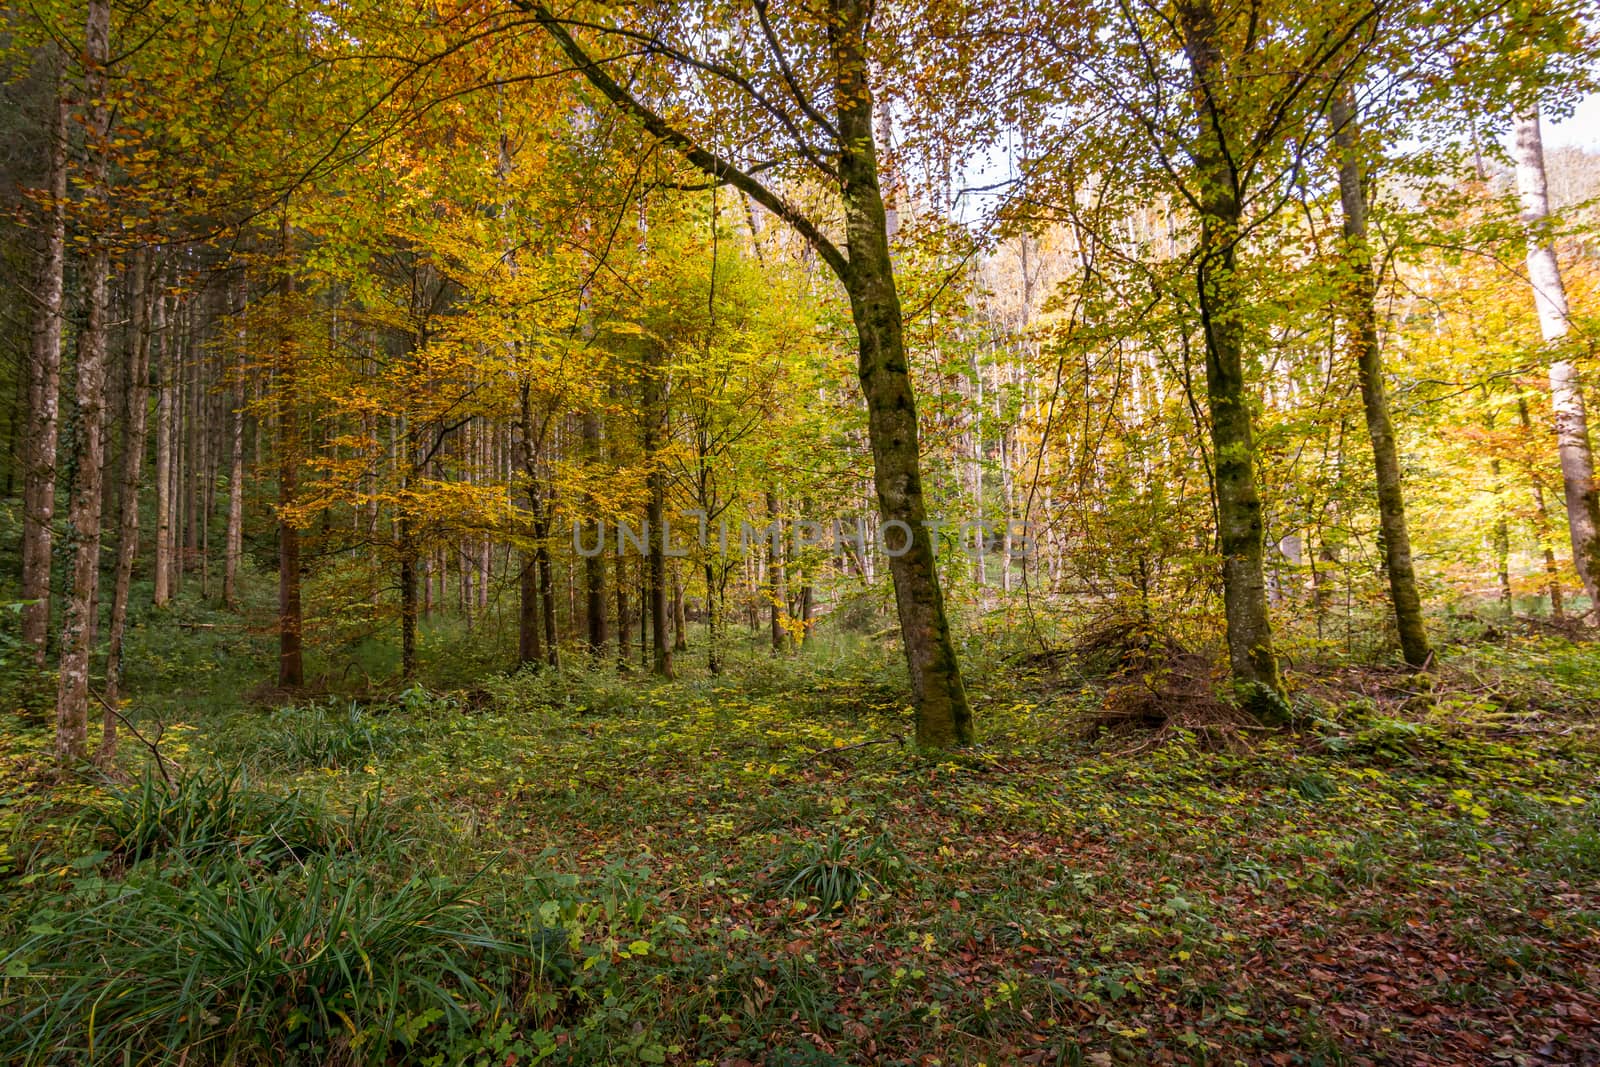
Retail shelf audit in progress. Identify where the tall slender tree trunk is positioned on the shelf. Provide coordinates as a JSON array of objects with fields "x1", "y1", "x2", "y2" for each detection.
[
  {"x1": 224, "y1": 278, "x2": 246, "y2": 608},
  {"x1": 831, "y1": 0, "x2": 971, "y2": 743},
  {"x1": 1514, "y1": 109, "x2": 1600, "y2": 613},
  {"x1": 1492, "y1": 460, "x2": 1514, "y2": 610},
  {"x1": 1519, "y1": 395, "x2": 1565, "y2": 618},
  {"x1": 276, "y1": 223, "x2": 304, "y2": 688},
  {"x1": 1332, "y1": 96, "x2": 1431, "y2": 667},
  {"x1": 153, "y1": 290, "x2": 174, "y2": 607},
  {"x1": 672, "y1": 572, "x2": 688, "y2": 652},
  {"x1": 644, "y1": 349, "x2": 671, "y2": 678},
  {"x1": 766, "y1": 489, "x2": 786, "y2": 653},
  {"x1": 55, "y1": 0, "x2": 114, "y2": 765},
  {"x1": 582, "y1": 413, "x2": 607, "y2": 656},
  {"x1": 1176, "y1": 0, "x2": 1282, "y2": 709},
  {"x1": 185, "y1": 332, "x2": 200, "y2": 592},
  {"x1": 615, "y1": 553, "x2": 631, "y2": 672},
  {"x1": 100, "y1": 249, "x2": 155, "y2": 760},
  {"x1": 399, "y1": 514, "x2": 419, "y2": 680},
  {"x1": 21, "y1": 68, "x2": 69, "y2": 662},
  {"x1": 519, "y1": 550, "x2": 542, "y2": 666},
  {"x1": 537, "y1": 526, "x2": 558, "y2": 667},
  {"x1": 171, "y1": 306, "x2": 186, "y2": 598},
  {"x1": 704, "y1": 560, "x2": 723, "y2": 673}
]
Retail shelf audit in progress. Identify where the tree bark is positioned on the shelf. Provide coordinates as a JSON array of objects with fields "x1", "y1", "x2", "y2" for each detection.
[
  {"x1": 400, "y1": 513, "x2": 419, "y2": 680},
  {"x1": 1513, "y1": 109, "x2": 1600, "y2": 613},
  {"x1": 152, "y1": 290, "x2": 174, "y2": 607},
  {"x1": 672, "y1": 571, "x2": 688, "y2": 652},
  {"x1": 276, "y1": 222, "x2": 304, "y2": 689},
  {"x1": 644, "y1": 345, "x2": 672, "y2": 678},
  {"x1": 765, "y1": 489, "x2": 785, "y2": 653},
  {"x1": 55, "y1": 0, "x2": 113, "y2": 765},
  {"x1": 830, "y1": 0, "x2": 971, "y2": 743},
  {"x1": 224, "y1": 277, "x2": 246, "y2": 608},
  {"x1": 1332, "y1": 96, "x2": 1431, "y2": 667},
  {"x1": 704, "y1": 560, "x2": 724, "y2": 673},
  {"x1": 537, "y1": 517, "x2": 559, "y2": 667},
  {"x1": 519, "y1": 549, "x2": 542, "y2": 666},
  {"x1": 100, "y1": 248, "x2": 155, "y2": 759},
  {"x1": 1177, "y1": 0, "x2": 1283, "y2": 708},
  {"x1": 1518, "y1": 395, "x2": 1565, "y2": 618},
  {"x1": 582, "y1": 412, "x2": 607, "y2": 656},
  {"x1": 20, "y1": 67, "x2": 69, "y2": 662}
]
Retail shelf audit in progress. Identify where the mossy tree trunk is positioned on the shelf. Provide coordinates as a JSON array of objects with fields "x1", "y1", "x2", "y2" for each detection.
[
  {"x1": 1176, "y1": 0, "x2": 1283, "y2": 707},
  {"x1": 1332, "y1": 95, "x2": 1432, "y2": 667}
]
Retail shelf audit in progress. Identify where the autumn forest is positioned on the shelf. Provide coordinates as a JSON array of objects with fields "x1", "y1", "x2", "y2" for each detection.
[{"x1": 2, "y1": 0, "x2": 1600, "y2": 1063}]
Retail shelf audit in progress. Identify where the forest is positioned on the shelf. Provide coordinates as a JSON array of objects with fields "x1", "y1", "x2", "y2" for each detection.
[{"x1": 1, "y1": 0, "x2": 1599, "y2": 1062}]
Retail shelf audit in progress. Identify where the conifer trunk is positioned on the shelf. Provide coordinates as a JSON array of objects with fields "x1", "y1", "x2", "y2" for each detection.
[
  {"x1": 153, "y1": 291, "x2": 174, "y2": 607},
  {"x1": 55, "y1": 0, "x2": 114, "y2": 765},
  {"x1": 101, "y1": 249, "x2": 155, "y2": 750},
  {"x1": 21, "y1": 68, "x2": 68, "y2": 662},
  {"x1": 276, "y1": 223, "x2": 304, "y2": 689},
  {"x1": 224, "y1": 279, "x2": 246, "y2": 609}
]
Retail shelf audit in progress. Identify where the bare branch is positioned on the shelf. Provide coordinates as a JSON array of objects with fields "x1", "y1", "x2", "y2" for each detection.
[{"x1": 521, "y1": 1, "x2": 850, "y2": 280}]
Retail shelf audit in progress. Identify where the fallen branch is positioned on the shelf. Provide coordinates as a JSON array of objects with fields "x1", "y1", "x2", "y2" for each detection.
[
  {"x1": 797, "y1": 734, "x2": 906, "y2": 767},
  {"x1": 90, "y1": 689, "x2": 176, "y2": 791}
]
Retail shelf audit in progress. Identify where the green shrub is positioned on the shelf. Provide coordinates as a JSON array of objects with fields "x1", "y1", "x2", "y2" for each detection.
[
  {"x1": 771, "y1": 830, "x2": 909, "y2": 915},
  {"x1": 0, "y1": 856, "x2": 545, "y2": 1066},
  {"x1": 269, "y1": 701, "x2": 414, "y2": 771},
  {"x1": 94, "y1": 769, "x2": 396, "y2": 867}
]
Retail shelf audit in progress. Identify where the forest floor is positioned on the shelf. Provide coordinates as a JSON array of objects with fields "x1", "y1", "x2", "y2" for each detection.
[{"x1": 2, "y1": 603, "x2": 1599, "y2": 1066}]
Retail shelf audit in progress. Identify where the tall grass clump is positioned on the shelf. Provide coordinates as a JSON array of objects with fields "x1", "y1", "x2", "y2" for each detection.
[{"x1": 0, "y1": 856, "x2": 550, "y2": 1065}]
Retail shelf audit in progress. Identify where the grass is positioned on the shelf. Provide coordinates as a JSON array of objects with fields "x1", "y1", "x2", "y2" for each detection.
[{"x1": 2, "y1": 606, "x2": 1599, "y2": 1064}]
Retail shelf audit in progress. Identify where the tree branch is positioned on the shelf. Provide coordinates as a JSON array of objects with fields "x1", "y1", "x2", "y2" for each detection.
[{"x1": 519, "y1": 1, "x2": 851, "y2": 281}]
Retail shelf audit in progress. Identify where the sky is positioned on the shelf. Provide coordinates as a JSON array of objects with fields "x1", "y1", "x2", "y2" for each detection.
[{"x1": 1545, "y1": 93, "x2": 1600, "y2": 149}]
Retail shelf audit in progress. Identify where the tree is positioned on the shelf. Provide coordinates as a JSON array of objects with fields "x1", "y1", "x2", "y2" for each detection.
[
  {"x1": 524, "y1": 0, "x2": 973, "y2": 746},
  {"x1": 20, "y1": 54, "x2": 68, "y2": 663},
  {"x1": 54, "y1": 0, "x2": 113, "y2": 764},
  {"x1": 1331, "y1": 95, "x2": 1432, "y2": 666},
  {"x1": 1512, "y1": 108, "x2": 1600, "y2": 613}
]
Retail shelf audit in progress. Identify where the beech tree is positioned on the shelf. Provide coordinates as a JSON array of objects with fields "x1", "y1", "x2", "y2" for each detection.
[{"x1": 520, "y1": 0, "x2": 974, "y2": 745}]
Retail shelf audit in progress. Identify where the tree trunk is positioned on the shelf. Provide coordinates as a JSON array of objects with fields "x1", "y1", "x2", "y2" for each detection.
[
  {"x1": 582, "y1": 411, "x2": 607, "y2": 656},
  {"x1": 644, "y1": 344, "x2": 672, "y2": 678},
  {"x1": 1514, "y1": 109, "x2": 1600, "y2": 613},
  {"x1": 224, "y1": 279, "x2": 246, "y2": 608},
  {"x1": 519, "y1": 550, "x2": 542, "y2": 666},
  {"x1": 537, "y1": 521, "x2": 559, "y2": 668},
  {"x1": 703, "y1": 560, "x2": 722, "y2": 673},
  {"x1": 100, "y1": 248, "x2": 155, "y2": 760},
  {"x1": 829, "y1": 0, "x2": 972, "y2": 744},
  {"x1": 152, "y1": 290, "x2": 174, "y2": 607},
  {"x1": 615, "y1": 554, "x2": 631, "y2": 671},
  {"x1": 1519, "y1": 395, "x2": 1565, "y2": 618},
  {"x1": 400, "y1": 514, "x2": 419, "y2": 680},
  {"x1": 20, "y1": 68, "x2": 68, "y2": 662},
  {"x1": 1492, "y1": 459, "x2": 1513, "y2": 611},
  {"x1": 1177, "y1": 0, "x2": 1283, "y2": 709},
  {"x1": 276, "y1": 223, "x2": 304, "y2": 689},
  {"x1": 672, "y1": 572, "x2": 688, "y2": 652},
  {"x1": 55, "y1": 0, "x2": 114, "y2": 765},
  {"x1": 765, "y1": 489, "x2": 785, "y2": 652},
  {"x1": 1332, "y1": 96, "x2": 1431, "y2": 667}
]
